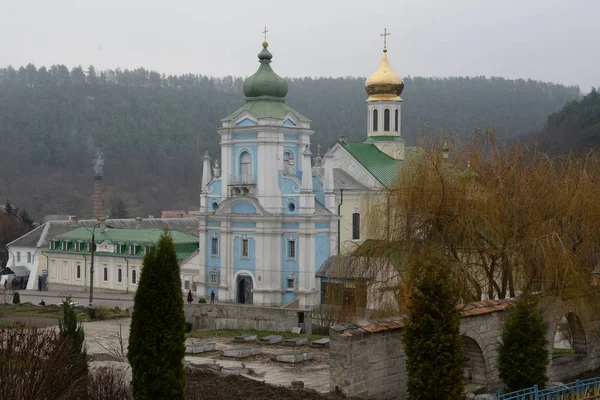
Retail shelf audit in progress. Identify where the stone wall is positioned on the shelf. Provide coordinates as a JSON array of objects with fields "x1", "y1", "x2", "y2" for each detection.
[
  {"x1": 330, "y1": 299, "x2": 600, "y2": 399},
  {"x1": 185, "y1": 303, "x2": 312, "y2": 334}
]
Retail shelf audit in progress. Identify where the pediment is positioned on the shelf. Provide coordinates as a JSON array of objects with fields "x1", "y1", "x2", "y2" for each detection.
[
  {"x1": 214, "y1": 197, "x2": 269, "y2": 217},
  {"x1": 235, "y1": 114, "x2": 258, "y2": 126}
]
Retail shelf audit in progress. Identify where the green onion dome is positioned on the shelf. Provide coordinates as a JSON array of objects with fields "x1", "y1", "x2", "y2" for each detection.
[{"x1": 243, "y1": 42, "x2": 288, "y2": 99}]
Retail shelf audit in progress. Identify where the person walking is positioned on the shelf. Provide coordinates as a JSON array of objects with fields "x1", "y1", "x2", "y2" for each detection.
[
  {"x1": 187, "y1": 290, "x2": 193, "y2": 304},
  {"x1": 210, "y1": 290, "x2": 215, "y2": 304},
  {"x1": 38, "y1": 277, "x2": 42, "y2": 291}
]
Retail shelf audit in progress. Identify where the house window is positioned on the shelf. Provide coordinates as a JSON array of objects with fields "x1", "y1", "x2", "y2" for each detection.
[
  {"x1": 88, "y1": 242, "x2": 95, "y2": 252},
  {"x1": 50, "y1": 240, "x2": 55, "y2": 250},
  {"x1": 384, "y1": 109, "x2": 391, "y2": 131},
  {"x1": 352, "y1": 212, "x2": 361, "y2": 240},
  {"x1": 115, "y1": 244, "x2": 121, "y2": 254},
  {"x1": 372, "y1": 109, "x2": 378, "y2": 131},
  {"x1": 287, "y1": 239, "x2": 296, "y2": 260},
  {"x1": 394, "y1": 109, "x2": 399, "y2": 132},
  {"x1": 240, "y1": 151, "x2": 252, "y2": 183},
  {"x1": 210, "y1": 268, "x2": 219, "y2": 284},
  {"x1": 241, "y1": 238, "x2": 249, "y2": 258},
  {"x1": 132, "y1": 269, "x2": 137, "y2": 284},
  {"x1": 16, "y1": 252, "x2": 20, "y2": 262},
  {"x1": 117, "y1": 268, "x2": 122, "y2": 283},
  {"x1": 144, "y1": 246, "x2": 151, "y2": 255},
  {"x1": 103, "y1": 266, "x2": 108, "y2": 282},
  {"x1": 61, "y1": 241, "x2": 68, "y2": 251},
  {"x1": 211, "y1": 236, "x2": 219, "y2": 256},
  {"x1": 129, "y1": 245, "x2": 136, "y2": 255},
  {"x1": 184, "y1": 280, "x2": 190, "y2": 290},
  {"x1": 62, "y1": 261, "x2": 68, "y2": 279},
  {"x1": 27, "y1": 252, "x2": 31, "y2": 263},
  {"x1": 76, "y1": 264, "x2": 81, "y2": 279}
]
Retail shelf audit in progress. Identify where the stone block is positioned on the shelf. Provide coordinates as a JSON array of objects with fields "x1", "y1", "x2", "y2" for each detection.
[
  {"x1": 221, "y1": 367, "x2": 249, "y2": 375},
  {"x1": 185, "y1": 342, "x2": 216, "y2": 354},
  {"x1": 284, "y1": 337, "x2": 308, "y2": 346},
  {"x1": 222, "y1": 347, "x2": 262, "y2": 358},
  {"x1": 259, "y1": 334, "x2": 283, "y2": 344},
  {"x1": 291, "y1": 327, "x2": 302, "y2": 334},
  {"x1": 274, "y1": 351, "x2": 314, "y2": 363},
  {"x1": 311, "y1": 338, "x2": 330, "y2": 347},
  {"x1": 233, "y1": 334, "x2": 257, "y2": 343}
]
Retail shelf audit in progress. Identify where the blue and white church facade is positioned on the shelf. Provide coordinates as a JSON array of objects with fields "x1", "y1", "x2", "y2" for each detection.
[{"x1": 194, "y1": 41, "x2": 338, "y2": 308}]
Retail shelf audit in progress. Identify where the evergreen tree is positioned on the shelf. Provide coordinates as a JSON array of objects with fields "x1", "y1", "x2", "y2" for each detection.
[
  {"x1": 19, "y1": 209, "x2": 34, "y2": 230},
  {"x1": 110, "y1": 199, "x2": 129, "y2": 218},
  {"x1": 58, "y1": 295, "x2": 86, "y2": 355},
  {"x1": 497, "y1": 291, "x2": 549, "y2": 392},
  {"x1": 403, "y1": 253, "x2": 464, "y2": 400},
  {"x1": 4, "y1": 199, "x2": 14, "y2": 216},
  {"x1": 128, "y1": 232, "x2": 186, "y2": 400}
]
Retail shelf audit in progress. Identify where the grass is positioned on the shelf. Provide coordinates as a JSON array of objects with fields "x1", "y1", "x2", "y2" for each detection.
[
  {"x1": 552, "y1": 347, "x2": 574, "y2": 358},
  {"x1": 186, "y1": 329, "x2": 325, "y2": 342}
]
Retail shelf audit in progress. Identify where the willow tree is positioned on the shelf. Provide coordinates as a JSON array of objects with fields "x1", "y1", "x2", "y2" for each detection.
[{"x1": 348, "y1": 130, "x2": 600, "y2": 316}]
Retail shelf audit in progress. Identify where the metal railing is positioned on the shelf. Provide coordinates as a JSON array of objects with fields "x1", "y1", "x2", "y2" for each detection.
[
  {"x1": 495, "y1": 377, "x2": 600, "y2": 400},
  {"x1": 228, "y1": 174, "x2": 256, "y2": 185}
]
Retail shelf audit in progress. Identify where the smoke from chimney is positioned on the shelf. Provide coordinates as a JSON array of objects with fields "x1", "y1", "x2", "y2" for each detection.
[
  {"x1": 93, "y1": 176, "x2": 103, "y2": 220},
  {"x1": 93, "y1": 148, "x2": 104, "y2": 177}
]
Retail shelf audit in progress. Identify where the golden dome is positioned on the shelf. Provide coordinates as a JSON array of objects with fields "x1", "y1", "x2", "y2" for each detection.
[{"x1": 365, "y1": 51, "x2": 404, "y2": 102}]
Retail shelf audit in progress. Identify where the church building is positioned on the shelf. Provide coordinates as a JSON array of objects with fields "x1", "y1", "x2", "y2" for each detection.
[{"x1": 193, "y1": 39, "x2": 338, "y2": 308}]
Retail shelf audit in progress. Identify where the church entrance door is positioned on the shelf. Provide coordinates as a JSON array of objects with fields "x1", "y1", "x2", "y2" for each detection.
[{"x1": 236, "y1": 274, "x2": 253, "y2": 304}]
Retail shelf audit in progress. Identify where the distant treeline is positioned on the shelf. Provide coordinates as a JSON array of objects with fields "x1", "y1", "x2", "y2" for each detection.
[{"x1": 0, "y1": 64, "x2": 581, "y2": 218}]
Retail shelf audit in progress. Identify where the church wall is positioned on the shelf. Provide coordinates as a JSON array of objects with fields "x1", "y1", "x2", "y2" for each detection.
[
  {"x1": 315, "y1": 232, "x2": 329, "y2": 273},
  {"x1": 283, "y1": 142, "x2": 300, "y2": 174},
  {"x1": 231, "y1": 143, "x2": 258, "y2": 177},
  {"x1": 233, "y1": 234, "x2": 256, "y2": 277},
  {"x1": 204, "y1": 229, "x2": 221, "y2": 298},
  {"x1": 281, "y1": 231, "x2": 300, "y2": 303}
]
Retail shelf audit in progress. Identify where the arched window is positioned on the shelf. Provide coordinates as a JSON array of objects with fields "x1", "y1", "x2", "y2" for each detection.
[
  {"x1": 384, "y1": 109, "x2": 390, "y2": 131},
  {"x1": 372, "y1": 109, "x2": 378, "y2": 132},
  {"x1": 103, "y1": 266, "x2": 108, "y2": 282},
  {"x1": 132, "y1": 269, "x2": 137, "y2": 284},
  {"x1": 394, "y1": 109, "x2": 399, "y2": 132},
  {"x1": 352, "y1": 212, "x2": 360, "y2": 240},
  {"x1": 240, "y1": 151, "x2": 251, "y2": 183},
  {"x1": 117, "y1": 268, "x2": 122, "y2": 283},
  {"x1": 76, "y1": 264, "x2": 81, "y2": 279}
]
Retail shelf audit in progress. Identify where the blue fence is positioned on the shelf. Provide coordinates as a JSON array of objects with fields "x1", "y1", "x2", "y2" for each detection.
[{"x1": 494, "y1": 377, "x2": 600, "y2": 400}]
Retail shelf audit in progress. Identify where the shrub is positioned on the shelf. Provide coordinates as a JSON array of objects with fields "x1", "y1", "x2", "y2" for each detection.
[
  {"x1": 128, "y1": 232, "x2": 186, "y2": 399},
  {"x1": 12, "y1": 291, "x2": 20, "y2": 304},
  {"x1": 88, "y1": 366, "x2": 133, "y2": 400},
  {"x1": 59, "y1": 295, "x2": 86, "y2": 356},
  {"x1": 95, "y1": 305, "x2": 112, "y2": 320},
  {"x1": 198, "y1": 298, "x2": 207, "y2": 303},
  {"x1": 87, "y1": 307, "x2": 96, "y2": 320},
  {"x1": 403, "y1": 252, "x2": 464, "y2": 400},
  {"x1": 498, "y1": 291, "x2": 549, "y2": 392}
]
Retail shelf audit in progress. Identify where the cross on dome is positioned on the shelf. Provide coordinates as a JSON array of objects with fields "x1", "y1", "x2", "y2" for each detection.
[
  {"x1": 262, "y1": 26, "x2": 269, "y2": 48},
  {"x1": 381, "y1": 28, "x2": 390, "y2": 52}
]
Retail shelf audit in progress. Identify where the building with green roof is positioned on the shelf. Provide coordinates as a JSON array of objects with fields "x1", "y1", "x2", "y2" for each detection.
[{"x1": 45, "y1": 226, "x2": 198, "y2": 293}]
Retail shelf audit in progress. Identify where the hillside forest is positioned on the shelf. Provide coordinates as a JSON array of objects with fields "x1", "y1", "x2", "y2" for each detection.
[{"x1": 0, "y1": 64, "x2": 585, "y2": 220}]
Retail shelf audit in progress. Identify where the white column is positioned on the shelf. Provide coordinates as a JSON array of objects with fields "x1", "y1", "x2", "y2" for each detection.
[
  {"x1": 300, "y1": 147, "x2": 315, "y2": 214},
  {"x1": 201, "y1": 151, "x2": 212, "y2": 193}
]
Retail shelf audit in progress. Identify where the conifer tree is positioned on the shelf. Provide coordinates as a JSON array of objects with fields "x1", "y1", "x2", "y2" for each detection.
[
  {"x1": 403, "y1": 252, "x2": 464, "y2": 400},
  {"x1": 497, "y1": 291, "x2": 549, "y2": 392},
  {"x1": 128, "y1": 232, "x2": 186, "y2": 400},
  {"x1": 58, "y1": 295, "x2": 86, "y2": 355}
]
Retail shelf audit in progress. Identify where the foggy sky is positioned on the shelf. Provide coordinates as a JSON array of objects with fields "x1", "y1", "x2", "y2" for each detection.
[{"x1": 0, "y1": 0, "x2": 597, "y2": 92}]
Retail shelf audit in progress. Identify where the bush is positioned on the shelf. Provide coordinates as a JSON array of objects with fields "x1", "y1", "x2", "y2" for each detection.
[
  {"x1": 403, "y1": 252, "x2": 464, "y2": 400},
  {"x1": 198, "y1": 298, "x2": 207, "y2": 303},
  {"x1": 95, "y1": 305, "x2": 112, "y2": 320},
  {"x1": 128, "y1": 232, "x2": 186, "y2": 399},
  {"x1": 87, "y1": 307, "x2": 96, "y2": 320},
  {"x1": 12, "y1": 291, "x2": 20, "y2": 304},
  {"x1": 59, "y1": 295, "x2": 86, "y2": 356},
  {"x1": 88, "y1": 366, "x2": 133, "y2": 400},
  {"x1": 498, "y1": 291, "x2": 549, "y2": 392}
]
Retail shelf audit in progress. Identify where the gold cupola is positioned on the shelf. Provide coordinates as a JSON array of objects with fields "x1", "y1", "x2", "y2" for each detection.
[{"x1": 365, "y1": 29, "x2": 404, "y2": 102}]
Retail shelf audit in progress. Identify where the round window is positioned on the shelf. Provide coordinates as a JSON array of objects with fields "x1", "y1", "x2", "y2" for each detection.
[
  {"x1": 212, "y1": 202, "x2": 219, "y2": 211},
  {"x1": 288, "y1": 203, "x2": 296, "y2": 212}
]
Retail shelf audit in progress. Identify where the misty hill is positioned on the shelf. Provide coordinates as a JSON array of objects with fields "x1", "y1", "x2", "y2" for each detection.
[
  {"x1": 0, "y1": 64, "x2": 580, "y2": 219},
  {"x1": 546, "y1": 88, "x2": 600, "y2": 151}
]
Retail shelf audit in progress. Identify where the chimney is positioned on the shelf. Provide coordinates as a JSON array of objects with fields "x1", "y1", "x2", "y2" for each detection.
[
  {"x1": 93, "y1": 176, "x2": 103, "y2": 220},
  {"x1": 69, "y1": 215, "x2": 79, "y2": 229}
]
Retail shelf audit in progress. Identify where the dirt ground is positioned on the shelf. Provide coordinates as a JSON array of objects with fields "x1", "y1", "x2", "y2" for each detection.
[{"x1": 184, "y1": 366, "x2": 346, "y2": 400}]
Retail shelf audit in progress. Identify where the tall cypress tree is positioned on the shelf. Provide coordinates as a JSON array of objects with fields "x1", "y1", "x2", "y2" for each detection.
[
  {"x1": 403, "y1": 255, "x2": 464, "y2": 400},
  {"x1": 497, "y1": 291, "x2": 549, "y2": 393},
  {"x1": 128, "y1": 232, "x2": 186, "y2": 400}
]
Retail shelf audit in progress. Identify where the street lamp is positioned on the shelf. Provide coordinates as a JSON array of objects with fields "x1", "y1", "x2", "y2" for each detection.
[{"x1": 89, "y1": 217, "x2": 107, "y2": 307}]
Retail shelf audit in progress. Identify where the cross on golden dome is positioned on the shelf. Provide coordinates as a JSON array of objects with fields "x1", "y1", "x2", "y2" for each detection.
[
  {"x1": 380, "y1": 28, "x2": 390, "y2": 52},
  {"x1": 262, "y1": 26, "x2": 269, "y2": 48}
]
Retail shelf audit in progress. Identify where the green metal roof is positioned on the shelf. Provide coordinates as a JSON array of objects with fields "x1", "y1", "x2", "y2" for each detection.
[
  {"x1": 54, "y1": 228, "x2": 198, "y2": 245},
  {"x1": 363, "y1": 136, "x2": 405, "y2": 143},
  {"x1": 221, "y1": 98, "x2": 311, "y2": 123},
  {"x1": 339, "y1": 142, "x2": 402, "y2": 187}
]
